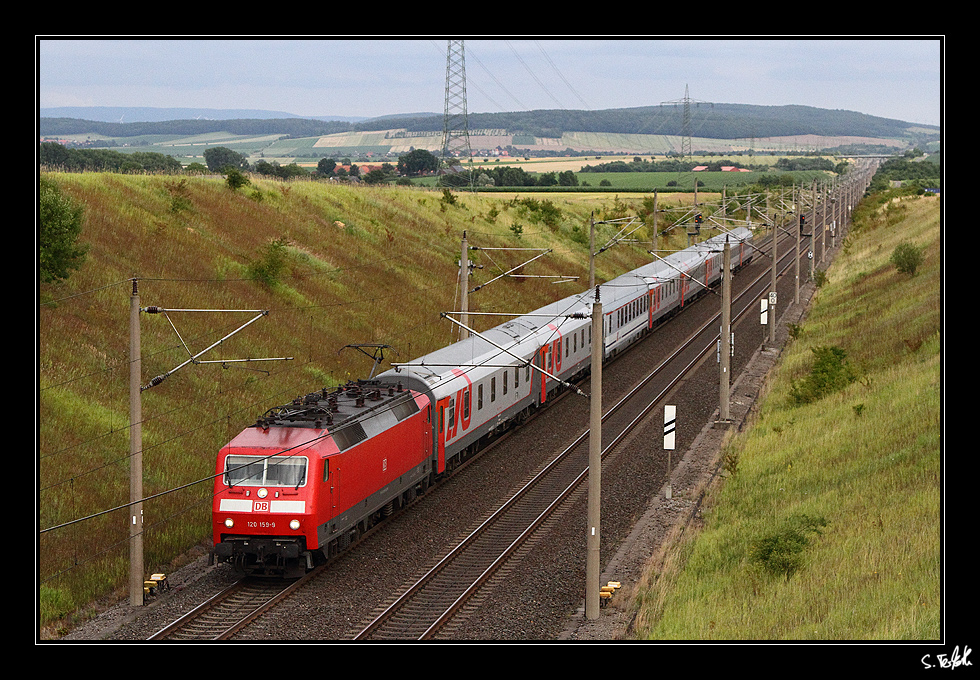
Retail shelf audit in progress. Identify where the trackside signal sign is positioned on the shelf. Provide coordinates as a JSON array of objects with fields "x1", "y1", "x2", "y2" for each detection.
[{"x1": 664, "y1": 405, "x2": 676, "y2": 450}]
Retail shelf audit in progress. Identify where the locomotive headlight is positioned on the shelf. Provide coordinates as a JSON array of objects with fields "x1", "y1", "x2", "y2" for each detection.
[
  {"x1": 224, "y1": 518, "x2": 234, "y2": 528},
  {"x1": 290, "y1": 519, "x2": 301, "y2": 530}
]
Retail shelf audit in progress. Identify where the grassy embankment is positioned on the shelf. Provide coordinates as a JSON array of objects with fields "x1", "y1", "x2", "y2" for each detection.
[
  {"x1": 38, "y1": 172, "x2": 710, "y2": 634},
  {"x1": 629, "y1": 190, "x2": 942, "y2": 640}
]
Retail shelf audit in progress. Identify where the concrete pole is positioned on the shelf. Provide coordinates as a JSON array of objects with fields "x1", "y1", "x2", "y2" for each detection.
[
  {"x1": 652, "y1": 191, "x2": 658, "y2": 258},
  {"x1": 586, "y1": 286, "x2": 603, "y2": 620},
  {"x1": 770, "y1": 208, "x2": 779, "y2": 346},
  {"x1": 459, "y1": 231, "x2": 469, "y2": 341},
  {"x1": 794, "y1": 185, "x2": 801, "y2": 305},
  {"x1": 833, "y1": 177, "x2": 841, "y2": 248},
  {"x1": 129, "y1": 279, "x2": 144, "y2": 607},
  {"x1": 589, "y1": 213, "x2": 595, "y2": 291},
  {"x1": 719, "y1": 240, "x2": 731, "y2": 424},
  {"x1": 809, "y1": 180, "x2": 816, "y2": 281},
  {"x1": 820, "y1": 182, "x2": 828, "y2": 263}
]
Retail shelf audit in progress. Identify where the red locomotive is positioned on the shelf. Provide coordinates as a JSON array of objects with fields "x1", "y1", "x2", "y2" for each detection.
[{"x1": 212, "y1": 381, "x2": 432, "y2": 576}]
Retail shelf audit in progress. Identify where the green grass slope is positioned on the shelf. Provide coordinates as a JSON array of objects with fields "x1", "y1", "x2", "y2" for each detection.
[{"x1": 630, "y1": 191, "x2": 942, "y2": 641}]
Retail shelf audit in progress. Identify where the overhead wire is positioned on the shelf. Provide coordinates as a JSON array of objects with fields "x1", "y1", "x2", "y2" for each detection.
[
  {"x1": 507, "y1": 40, "x2": 566, "y2": 109},
  {"x1": 534, "y1": 40, "x2": 592, "y2": 109}
]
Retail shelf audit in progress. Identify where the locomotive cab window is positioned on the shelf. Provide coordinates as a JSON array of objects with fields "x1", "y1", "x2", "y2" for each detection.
[{"x1": 224, "y1": 454, "x2": 308, "y2": 488}]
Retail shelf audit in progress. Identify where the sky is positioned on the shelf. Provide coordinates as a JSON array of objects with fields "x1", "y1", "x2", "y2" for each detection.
[{"x1": 36, "y1": 37, "x2": 943, "y2": 127}]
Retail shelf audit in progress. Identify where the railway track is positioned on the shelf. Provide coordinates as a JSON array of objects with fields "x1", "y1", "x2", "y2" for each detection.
[
  {"x1": 147, "y1": 576, "x2": 304, "y2": 640},
  {"x1": 146, "y1": 228, "x2": 806, "y2": 642},
  {"x1": 351, "y1": 232, "x2": 800, "y2": 640}
]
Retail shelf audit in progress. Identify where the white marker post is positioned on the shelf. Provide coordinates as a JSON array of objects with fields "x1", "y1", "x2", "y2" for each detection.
[
  {"x1": 760, "y1": 297, "x2": 768, "y2": 346},
  {"x1": 664, "y1": 405, "x2": 675, "y2": 499}
]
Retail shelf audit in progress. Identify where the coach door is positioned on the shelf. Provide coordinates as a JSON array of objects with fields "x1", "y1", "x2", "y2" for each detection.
[
  {"x1": 537, "y1": 343, "x2": 556, "y2": 405},
  {"x1": 648, "y1": 285, "x2": 660, "y2": 328},
  {"x1": 435, "y1": 396, "x2": 451, "y2": 473}
]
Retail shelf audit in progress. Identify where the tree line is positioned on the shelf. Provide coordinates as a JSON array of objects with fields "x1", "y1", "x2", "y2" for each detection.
[
  {"x1": 38, "y1": 142, "x2": 184, "y2": 173},
  {"x1": 580, "y1": 155, "x2": 845, "y2": 174}
]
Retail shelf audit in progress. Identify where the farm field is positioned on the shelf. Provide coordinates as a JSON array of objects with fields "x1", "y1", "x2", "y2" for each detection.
[{"x1": 61, "y1": 125, "x2": 906, "y2": 169}]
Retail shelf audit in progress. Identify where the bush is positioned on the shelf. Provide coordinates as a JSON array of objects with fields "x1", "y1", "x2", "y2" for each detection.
[
  {"x1": 39, "y1": 176, "x2": 88, "y2": 283},
  {"x1": 750, "y1": 514, "x2": 828, "y2": 579},
  {"x1": 247, "y1": 237, "x2": 290, "y2": 288},
  {"x1": 224, "y1": 167, "x2": 251, "y2": 191},
  {"x1": 890, "y1": 241, "x2": 924, "y2": 276},
  {"x1": 789, "y1": 345, "x2": 856, "y2": 405}
]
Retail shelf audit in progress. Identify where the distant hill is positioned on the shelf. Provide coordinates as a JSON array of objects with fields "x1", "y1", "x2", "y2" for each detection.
[
  {"x1": 38, "y1": 106, "x2": 371, "y2": 124},
  {"x1": 361, "y1": 103, "x2": 936, "y2": 141},
  {"x1": 38, "y1": 103, "x2": 938, "y2": 141}
]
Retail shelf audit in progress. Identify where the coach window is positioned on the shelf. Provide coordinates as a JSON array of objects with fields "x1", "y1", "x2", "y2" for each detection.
[
  {"x1": 514, "y1": 367, "x2": 519, "y2": 389},
  {"x1": 502, "y1": 372, "x2": 508, "y2": 396},
  {"x1": 446, "y1": 398, "x2": 455, "y2": 435},
  {"x1": 478, "y1": 384, "x2": 484, "y2": 410},
  {"x1": 464, "y1": 390, "x2": 470, "y2": 419},
  {"x1": 565, "y1": 336, "x2": 569, "y2": 358}
]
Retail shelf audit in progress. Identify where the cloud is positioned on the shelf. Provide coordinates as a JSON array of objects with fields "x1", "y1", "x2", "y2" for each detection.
[{"x1": 37, "y1": 37, "x2": 942, "y2": 125}]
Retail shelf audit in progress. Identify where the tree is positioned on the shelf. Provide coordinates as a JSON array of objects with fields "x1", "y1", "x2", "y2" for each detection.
[
  {"x1": 38, "y1": 176, "x2": 88, "y2": 283},
  {"x1": 203, "y1": 147, "x2": 248, "y2": 173},
  {"x1": 397, "y1": 148, "x2": 440, "y2": 176},
  {"x1": 317, "y1": 158, "x2": 337, "y2": 176},
  {"x1": 362, "y1": 169, "x2": 388, "y2": 185},
  {"x1": 558, "y1": 170, "x2": 578, "y2": 187}
]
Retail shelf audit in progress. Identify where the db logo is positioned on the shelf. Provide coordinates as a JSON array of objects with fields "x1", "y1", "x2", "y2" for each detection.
[{"x1": 254, "y1": 501, "x2": 270, "y2": 512}]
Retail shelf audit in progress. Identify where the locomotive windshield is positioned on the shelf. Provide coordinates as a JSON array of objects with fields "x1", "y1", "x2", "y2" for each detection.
[{"x1": 224, "y1": 454, "x2": 308, "y2": 488}]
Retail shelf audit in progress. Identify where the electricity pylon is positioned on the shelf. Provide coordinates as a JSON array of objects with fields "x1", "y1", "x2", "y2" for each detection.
[
  {"x1": 442, "y1": 40, "x2": 472, "y2": 165},
  {"x1": 661, "y1": 84, "x2": 712, "y2": 160}
]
